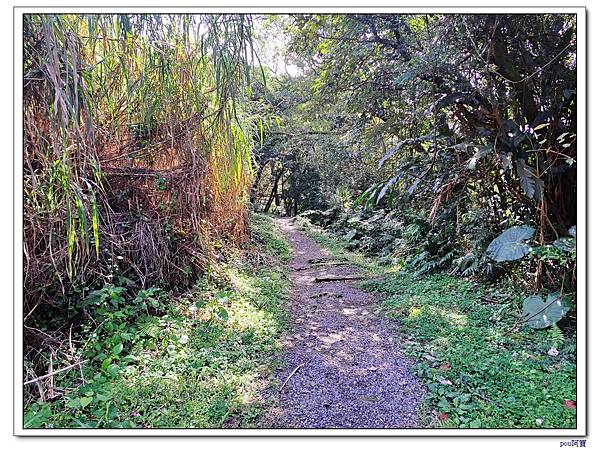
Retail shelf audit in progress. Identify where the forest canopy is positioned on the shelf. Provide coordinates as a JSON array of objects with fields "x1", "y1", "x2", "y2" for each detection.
[{"x1": 252, "y1": 14, "x2": 576, "y2": 285}]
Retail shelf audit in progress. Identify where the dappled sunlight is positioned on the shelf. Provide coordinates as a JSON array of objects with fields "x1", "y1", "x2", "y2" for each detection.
[
  {"x1": 401, "y1": 302, "x2": 468, "y2": 333},
  {"x1": 230, "y1": 300, "x2": 275, "y2": 336},
  {"x1": 317, "y1": 331, "x2": 344, "y2": 346},
  {"x1": 228, "y1": 269, "x2": 261, "y2": 298},
  {"x1": 431, "y1": 306, "x2": 468, "y2": 329}
]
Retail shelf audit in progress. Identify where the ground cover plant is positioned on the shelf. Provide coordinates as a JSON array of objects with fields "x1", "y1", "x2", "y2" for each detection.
[
  {"x1": 366, "y1": 273, "x2": 576, "y2": 428},
  {"x1": 24, "y1": 214, "x2": 290, "y2": 428}
]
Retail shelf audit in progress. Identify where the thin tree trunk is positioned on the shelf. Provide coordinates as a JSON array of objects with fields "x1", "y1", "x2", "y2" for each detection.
[
  {"x1": 250, "y1": 164, "x2": 265, "y2": 205},
  {"x1": 264, "y1": 169, "x2": 285, "y2": 213}
]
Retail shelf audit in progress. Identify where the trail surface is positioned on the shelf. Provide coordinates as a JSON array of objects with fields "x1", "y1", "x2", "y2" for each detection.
[{"x1": 269, "y1": 218, "x2": 426, "y2": 429}]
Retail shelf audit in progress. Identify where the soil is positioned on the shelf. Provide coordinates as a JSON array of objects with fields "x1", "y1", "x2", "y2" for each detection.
[{"x1": 265, "y1": 218, "x2": 426, "y2": 429}]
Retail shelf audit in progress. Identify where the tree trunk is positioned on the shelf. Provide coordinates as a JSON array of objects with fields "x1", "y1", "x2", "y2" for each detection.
[
  {"x1": 250, "y1": 164, "x2": 265, "y2": 206},
  {"x1": 264, "y1": 169, "x2": 284, "y2": 213},
  {"x1": 491, "y1": 32, "x2": 538, "y2": 124}
]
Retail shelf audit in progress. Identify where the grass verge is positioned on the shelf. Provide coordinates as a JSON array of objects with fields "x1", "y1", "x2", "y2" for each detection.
[
  {"x1": 24, "y1": 214, "x2": 291, "y2": 429},
  {"x1": 365, "y1": 272, "x2": 576, "y2": 429}
]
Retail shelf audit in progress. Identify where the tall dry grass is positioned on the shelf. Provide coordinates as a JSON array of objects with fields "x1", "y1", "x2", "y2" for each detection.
[{"x1": 23, "y1": 14, "x2": 259, "y2": 352}]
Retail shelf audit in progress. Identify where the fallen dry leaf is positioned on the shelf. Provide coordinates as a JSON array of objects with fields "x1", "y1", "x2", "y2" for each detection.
[
  {"x1": 564, "y1": 399, "x2": 576, "y2": 410},
  {"x1": 439, "y1": 412, "x2": 449, "y2": 421},
  {"x1": 439, "y1": 362, "x2": 452, "y2": 370}
]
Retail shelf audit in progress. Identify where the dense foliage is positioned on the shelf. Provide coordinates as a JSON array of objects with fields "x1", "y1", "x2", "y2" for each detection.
[
  {"x1": 250, "y1": 14, "x2": 578, "y2": 428},
  {"x1": 23, "y1": 14, "x2": 261, "y2": 394},
  {"x1": 254, "y1": 14, "x2": 576, "y2": 293},
  {"x1": 25, "y1": 214, "x2": 291, "y2": 428}
]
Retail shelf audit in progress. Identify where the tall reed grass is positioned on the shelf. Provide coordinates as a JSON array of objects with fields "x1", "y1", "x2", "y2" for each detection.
[{"x1": 23, "y1": 14, "x2": 258, "y2": 353}]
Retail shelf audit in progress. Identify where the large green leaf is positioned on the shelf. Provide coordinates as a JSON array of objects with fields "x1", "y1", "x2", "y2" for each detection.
[
  {"x1": 379, "y1": 142, "x2": 404, "y2": 169},
  {"x1": 376, "y1": 172, "x2": 403, "y2": 203},
  {"x1": 553, "y1": 237, "x2": 575, "y2": 252},
  {"x1": 522, "y1": 292, "x2": 570, "y2": 329},
  {"x1": 553, "y1": 225, "x2": 576, "y2": 252},
  {"x1": 486, "y1": 225, "x2": 535, "y2": 262},
  {"x1": 515, "y1": 159, "x2": 544, "y2": 201}
]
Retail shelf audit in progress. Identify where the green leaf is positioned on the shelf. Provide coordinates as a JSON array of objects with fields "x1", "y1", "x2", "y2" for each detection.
[
  {"x1": 96, "y1": 393, "x2": 112, "y2": 402},
  {"x1": 469, "y1": 418, "x2": 482, "y2": 428},
  {"x1": 139, "y1": 317, "x2": 161, "y2": 338},
  {"x1": 101, "y1": 357, "x2": 112, "y2": 371},
  {"x1": 66, "y1": 397, "x2": 81, "y2": 409},
  {"x1": 24, "y1": 402, "x2": 51, "y2": 428},
  {"x1": 215, "y1": 290, "x2": 231, "y2": 304},
  {"x1": 376, "y1": 173, "x2": 402, "y2": 203},
  {"x1": 515, "y1": 159, "x2": 543, "y2": 201},
  {"x1": 217, "y1": 306, "x2": 229, "y2": 321},
  {"x1": 79, "y1": 396, "x2": 94, "y2": 408},
  {"x1": 354, "y1": 185, "x2": 378, "y2": 206},
  {"x1": 486, "y1": 226, "x2": 535, "y2": 262},
  {"x1": 522, "y1": 292, "x2": 570, "y2": 329},
  {"x1": 379, "y1": 142, "x2": 403, "y2": 168},
  {"x1": 107, "y1": 363, "x2": 120, "y2": 377},
  {"x1": 553, "y1": 237, "x2": 575, "y2": 252},
  {"x1": 533, "y1": 123, "x2": 549, "y2": 131},
  {"x1": 112, "y1": 343, "x2": 124, "y2": 355}
]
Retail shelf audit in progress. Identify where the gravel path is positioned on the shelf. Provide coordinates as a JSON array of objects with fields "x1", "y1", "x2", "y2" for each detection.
[{"x1": 267, "y1": 218, "x2": 426, "y2": 429}]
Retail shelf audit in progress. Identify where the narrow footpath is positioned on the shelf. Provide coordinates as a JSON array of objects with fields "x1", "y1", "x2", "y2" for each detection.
[{"x1": 269, "y1": 218, "x2": 426, "y2": 428}]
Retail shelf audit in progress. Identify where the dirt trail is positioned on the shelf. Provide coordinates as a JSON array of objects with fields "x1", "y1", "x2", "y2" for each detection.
[{"x1": 268, "y1": 218, "x2": 426, "y2": 429}]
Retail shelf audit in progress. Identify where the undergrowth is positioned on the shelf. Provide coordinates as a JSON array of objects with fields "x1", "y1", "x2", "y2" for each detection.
[
  {"x1": 24, "y1": 214, "x2": 291, "y2": 429},
  {"x1": 251, "y1": 213, "x2": 291, "y2": 262}
]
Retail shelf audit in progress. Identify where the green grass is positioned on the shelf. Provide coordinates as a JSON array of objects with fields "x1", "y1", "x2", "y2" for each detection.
[
  {"x1": 24, "y1": 215, "x2": 291, "y2": 429},
  {"x1": 251, "y1": 213, "x2": 291, "y2": 262},
  {"x1": 364, "y1": 272, "x2": 577, "y2": 429}
]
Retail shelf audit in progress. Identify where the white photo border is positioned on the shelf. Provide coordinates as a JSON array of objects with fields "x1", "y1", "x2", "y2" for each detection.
[{"x1": 13, "y1": 4, "x2": 587, "y2": 437}]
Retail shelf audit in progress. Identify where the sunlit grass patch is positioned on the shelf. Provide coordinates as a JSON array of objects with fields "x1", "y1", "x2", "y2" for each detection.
[
  {"x1": 365, "y1": 271, "x2": 577, "y2": 429},
  {"x1": 251, "y1": 213, "x2": 291, "y2": 261}
]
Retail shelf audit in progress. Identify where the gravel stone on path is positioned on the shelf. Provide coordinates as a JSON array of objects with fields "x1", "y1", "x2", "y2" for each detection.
[{"x1": 266, "y1": 218, "x2": 427, "y2": 429}]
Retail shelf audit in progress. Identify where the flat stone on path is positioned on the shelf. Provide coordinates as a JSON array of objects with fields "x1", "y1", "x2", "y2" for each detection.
[{"x1": 266, "y1": 218, "x2": 426, "y2": 429}]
